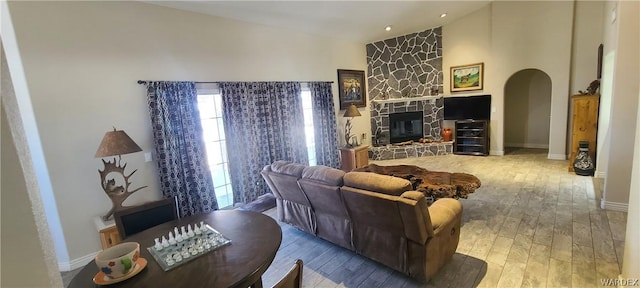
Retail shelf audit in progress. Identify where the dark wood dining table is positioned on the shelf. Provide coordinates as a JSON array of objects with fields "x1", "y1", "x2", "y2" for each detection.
[{"x1": 69, "y1": 210, "x2": 282, "y2": 288}]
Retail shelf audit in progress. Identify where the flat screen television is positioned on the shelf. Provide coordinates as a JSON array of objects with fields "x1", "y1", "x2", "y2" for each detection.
[{"x1": 444, "y1": 95, "x2": 491, "y2": 120}]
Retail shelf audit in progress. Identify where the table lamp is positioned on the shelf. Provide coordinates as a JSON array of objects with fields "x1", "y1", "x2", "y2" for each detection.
[
  {"x1": 95, "y1": 128, "x2": 147, "y2": 220},
  {"x1": 343, "y1": 104, "x2": 361, "y2": 147}
]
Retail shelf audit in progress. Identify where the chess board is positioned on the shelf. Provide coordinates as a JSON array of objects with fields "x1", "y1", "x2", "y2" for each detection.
[{"x1": 147, "y1": 224, "x2": 231, "y2": 271}]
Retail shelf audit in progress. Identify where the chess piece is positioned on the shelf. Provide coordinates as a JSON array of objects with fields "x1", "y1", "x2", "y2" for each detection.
[
  {"x1": 165, "y1": 255, "x2": 175, "y2": 266},
  {"x1": 154, "y1": 238, "x2": 163, "y2": 251},
  {"x1": 194, "y1": 224, "x2": 202, "y2": 235},
  {"x1": 181, "y1": 226, "x2": 188, "y2": 239},
  {"x1": 187, "y1": 224, "x2": 195, "y2": 238},
  {"x1": 173, "y1": 252, "x2": 183, "y2": 262},
  {"x1": 168, "y1": 232, "x2": 176, "y2": 245},
  {"x1": 174, "y1": 227, "x2": 183, "y2": 242},
  {"x1": 161, "y1": 236, "x2": 169, "y2": 248}
]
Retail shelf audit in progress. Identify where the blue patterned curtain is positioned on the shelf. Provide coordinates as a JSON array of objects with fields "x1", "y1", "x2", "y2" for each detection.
[
  {"x1": 146, "y1": 81, "x2": 218, "y2": 217},
  {"x1": 220, "y1": 82, "x2": 308, "y2": 204},
  {"x1": 309, "y1": 82, "x2": 341, "y2": 168}
]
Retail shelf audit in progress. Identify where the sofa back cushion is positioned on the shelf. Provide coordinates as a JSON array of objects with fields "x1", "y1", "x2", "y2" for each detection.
[
  {"x1": 299, "y1": 166, "x2": 346, "y2": 216},
  {"x1": 340, "y1": 186, "x2": 407, "y2": 271},
  {"x1": 299, "y1": 166, "x2": 351, "y2": 249},
  {"x1": 270, "y1": 160, "x2": 306, "y2": 176},
  {"x1": 301, "y1": 165, "x2": 345, "y2": 186},
  {"x1": 343, "y1": 172, "x2": 412, "y2": 196},
  {"x1": 262, "y1": 161, "x2": 309, "y2": 206}
]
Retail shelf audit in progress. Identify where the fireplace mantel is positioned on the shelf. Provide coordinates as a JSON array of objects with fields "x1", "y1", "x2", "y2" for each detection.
[{"x1": 371, "y1": 95, "x2": 442, "y2": 105}]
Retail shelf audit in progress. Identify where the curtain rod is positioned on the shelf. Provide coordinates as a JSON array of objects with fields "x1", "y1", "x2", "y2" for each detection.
[{"x1": 137, "y1": 80, "x2": 334, "y2": 85}]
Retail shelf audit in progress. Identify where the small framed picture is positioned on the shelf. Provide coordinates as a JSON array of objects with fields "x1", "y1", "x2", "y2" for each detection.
[
  {"x1": 450, "y1": 63, "x2": 484, "y2": 92},
  {"x1": 337, "y1": 69, "x2": 367, "y2": 110}
]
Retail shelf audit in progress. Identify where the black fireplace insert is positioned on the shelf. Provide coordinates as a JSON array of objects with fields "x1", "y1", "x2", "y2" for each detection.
[{"x1": 389, "y1": 111, "x2": 423, "y2": 143}]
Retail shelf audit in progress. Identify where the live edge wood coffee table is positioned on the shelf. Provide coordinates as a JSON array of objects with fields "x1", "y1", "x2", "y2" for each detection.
[
  {"x1": 354, "y1": 164, "x2": 481, "y2": 202},
  {"x1": 69, "y1": 210, "x2": 282, "y2": 288}
]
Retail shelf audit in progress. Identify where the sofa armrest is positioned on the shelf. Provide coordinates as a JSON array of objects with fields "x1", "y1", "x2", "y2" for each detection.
[
  {"x1": 428, "y1": 198, "x2": 462, "y2": 234},
  {"x1": 398, "y1": 191, "x2": 434, "y2": 242}
]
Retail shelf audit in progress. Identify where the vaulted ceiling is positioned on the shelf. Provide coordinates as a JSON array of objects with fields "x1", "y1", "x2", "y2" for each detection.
[{"x1": 146, "y1": 1, "x2": 492, "y2": 43}]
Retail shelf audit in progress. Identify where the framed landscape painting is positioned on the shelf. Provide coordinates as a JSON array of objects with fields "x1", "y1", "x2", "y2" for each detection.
[
  {"x1": 337, "y1": 69, "x2": 367, "y2": 110},
  {"x1": 451, "y1": 63, "x2": 484, "y2": 92}
]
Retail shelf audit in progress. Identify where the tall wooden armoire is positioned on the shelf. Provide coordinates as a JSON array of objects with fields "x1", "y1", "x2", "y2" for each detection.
[{"x1": 569, "y1": 94, "x2": 600, "y2": 172}]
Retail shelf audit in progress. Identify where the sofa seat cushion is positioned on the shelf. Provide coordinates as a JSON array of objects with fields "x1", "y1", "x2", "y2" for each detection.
[{"x1": 343, "y1": 172, "x2": 412, "y2": 196}]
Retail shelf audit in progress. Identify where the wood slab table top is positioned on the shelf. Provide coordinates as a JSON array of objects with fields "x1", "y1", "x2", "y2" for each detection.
[
  {"x1": 69, "y1": 210, "x2": 282, "y2": 288},
  {"x1": 354, "y1": 164, "x2": 481, "y2": 201}
]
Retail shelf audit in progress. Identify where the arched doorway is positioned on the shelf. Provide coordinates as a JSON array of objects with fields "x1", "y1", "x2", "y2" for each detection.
[{"x1": 504, "y1": 69, "x2": 552, "y2": 153}]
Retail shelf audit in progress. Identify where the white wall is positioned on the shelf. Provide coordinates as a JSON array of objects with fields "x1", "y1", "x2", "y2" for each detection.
[
  {"x1": 601, "y1": 0, "x2": 639, "y2": 208},
  {"x1": 568, "y1": 1, "x2": 604, "y2": 156},
  {"x1": 1, "y1": 45, "x2": 63, "y2": 286},
  {"x1": 621, "y1": 2, "x2": 640, "y2": 276},
  {"x1": 596, "y1": 0, "x2": 617, "y2": 178},
  {"x1": 569, "y1": 1, "x2": 605, "y2": 95},
  {"x1": 442, "y1": 4, "x2": 492, "y2": 131},
  {"x1": 504, "y1": 69, "x2": 552, "y2": 148},
  {"x1": 491, "y1": 1, "x2": 574, "y2": 159},
  {"x1": 1, "y1": 104, "x2": 60, "y2": 287},
  {"x1": 444, "y1": 1, "x2": 576, "y2": 158},
  {"x1": 7, "y1": 1, "x2": 366, "y2": 267}
]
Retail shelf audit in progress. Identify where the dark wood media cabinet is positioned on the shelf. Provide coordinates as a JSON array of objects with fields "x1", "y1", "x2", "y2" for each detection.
[{"x1": 454, "y1": 120, "x2": 489, "y2": 156}]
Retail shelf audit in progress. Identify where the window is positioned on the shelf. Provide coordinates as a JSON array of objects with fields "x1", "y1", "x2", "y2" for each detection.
[
  {"x1": 198, "y1": 86, "x2": 316, "y2": 208},
  {"x1": 197, "y1": 93, "x2": 234, "y2": 209},
  {"x1": 301, "y1": 89, "x2": 316, "y2": 166}
]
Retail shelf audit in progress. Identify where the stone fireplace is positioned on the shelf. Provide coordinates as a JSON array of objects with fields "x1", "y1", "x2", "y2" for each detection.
[
  {"x1": 365, "y1": 26, "x2": 452, "y2": 160},
  {"x1": 370, "y1": 98, "x2": 444, "y2": 145},
  {"x1": 368, "y1": 97, "x2": 452, "y2": 160}
]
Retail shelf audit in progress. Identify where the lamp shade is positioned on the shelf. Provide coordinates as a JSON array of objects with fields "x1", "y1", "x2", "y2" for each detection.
[
  {"x1": 343, "y1": 104, "x2": 362, "y2": 117},
  {"x1": 95, "y1": 128, "x2": 142, "y2": 158}
]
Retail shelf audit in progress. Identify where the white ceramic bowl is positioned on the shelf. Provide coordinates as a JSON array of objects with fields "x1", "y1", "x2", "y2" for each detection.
[{"x1": 95, "y1": 242, "x2": 140, "y2": 279}]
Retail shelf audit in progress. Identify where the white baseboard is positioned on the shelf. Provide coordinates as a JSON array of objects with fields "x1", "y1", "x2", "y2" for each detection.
[
  {"x1": 600, "y1": 199, "x2": 629, "y2": 212},
  {"x1": 490, "y1": 150, "x2": 504, "y2": 156},
  {"x1": 59, "y1": 251, "x2": 99, "y2": 271},
  {"x1": 548, "y1": 153, "x2": 567, "y2": 160},
  {"x1": 595, "y1": 170, "x2": 607, "y2": 178},
  {"x1": 504, "y1": 142, "x2": 549, "y2": 149}
]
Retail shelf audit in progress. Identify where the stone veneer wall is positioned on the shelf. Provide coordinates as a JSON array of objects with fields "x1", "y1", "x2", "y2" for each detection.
[
  {"x1": 366, "y1": 27, "x2": 444, "y2": 144},
  {"x1": 369, "y1": 142, "x2": 452, "y2": 161},
  {"x1": 370, "y1": 98, "x2": 444, "y2": 145}
]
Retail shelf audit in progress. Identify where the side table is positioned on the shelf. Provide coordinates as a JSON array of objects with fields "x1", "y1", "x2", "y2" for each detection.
[
  {"x1": 93, "y1": 216, "x2": 121, "y2": 249},
  {"x1": 339, "y1": 145, "x2": 369, "y2": 171}
]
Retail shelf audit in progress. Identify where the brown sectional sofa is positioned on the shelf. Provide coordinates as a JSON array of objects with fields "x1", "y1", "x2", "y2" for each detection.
[{"x1": 261, "y1": 161, "x2": 463, "y2": 283}]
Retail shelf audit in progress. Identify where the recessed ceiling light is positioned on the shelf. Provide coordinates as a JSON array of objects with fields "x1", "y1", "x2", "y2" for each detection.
[
  {"x1": 440, "y1": 13, "x2": 447, "y2": 18},
  {"x1": 385, "y1": 25, "x2": 392, "y2": 31}
]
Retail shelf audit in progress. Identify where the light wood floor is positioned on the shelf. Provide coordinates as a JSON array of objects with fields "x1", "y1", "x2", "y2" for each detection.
[
  {"x1": 63, "y1": 148, "x2": 626, "y2": 287},
  {"x1": 259, "y1": 148, "x2": 626, "y2": 288}
]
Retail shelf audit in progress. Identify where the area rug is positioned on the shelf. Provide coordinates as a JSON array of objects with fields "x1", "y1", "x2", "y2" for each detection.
[{"x1": 237, "y1": 193, "x2": 276, "y2": 212}]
